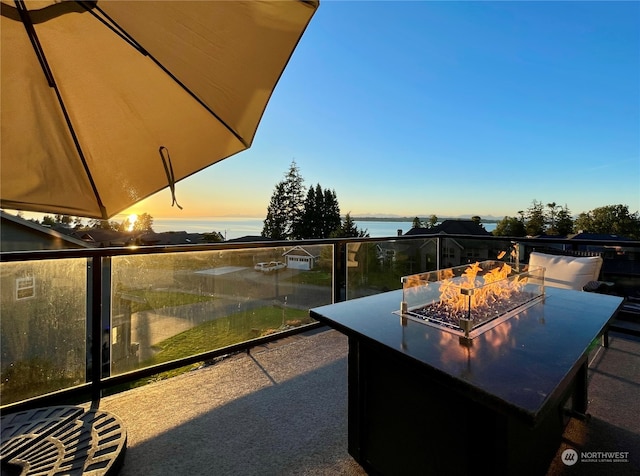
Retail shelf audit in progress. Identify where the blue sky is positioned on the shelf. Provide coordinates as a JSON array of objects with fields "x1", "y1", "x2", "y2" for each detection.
[{"x1": 126, "y1": 0, "x2": 639, "y2": 221}]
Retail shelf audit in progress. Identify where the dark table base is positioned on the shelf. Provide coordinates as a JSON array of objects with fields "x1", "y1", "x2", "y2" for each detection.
[{"x1": 348, "y1": 337, "x2": 585, "y2": 476}]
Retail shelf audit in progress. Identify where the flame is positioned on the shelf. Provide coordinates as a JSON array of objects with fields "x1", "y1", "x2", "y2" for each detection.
[{"x1": 437, "y1": 262, "x2": 527, "y2": 316}]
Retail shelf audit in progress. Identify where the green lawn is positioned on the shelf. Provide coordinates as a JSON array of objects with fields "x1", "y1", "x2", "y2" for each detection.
[
  {"x1": 119, "y1": 305, "x2": 313, "y2": 387},
  {"x1": 149, "y1": 305, "x2": 311, "y2": 362},
  {"x1": 286, "y1": 269, "x2": 332, "y2": 286},
  {"x1": 123, "y1": 289, "x2": 215, "y2": 314}
]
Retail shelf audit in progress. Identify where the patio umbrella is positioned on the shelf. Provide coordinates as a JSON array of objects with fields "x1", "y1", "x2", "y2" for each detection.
[{"x1": 1, "y1": 0, "x2": 319, "y2": 219}]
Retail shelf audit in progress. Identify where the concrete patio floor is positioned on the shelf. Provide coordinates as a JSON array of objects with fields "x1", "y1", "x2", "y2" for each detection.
[{"x1": 97, "y1": 328, "x2": 640, "y2": 476}]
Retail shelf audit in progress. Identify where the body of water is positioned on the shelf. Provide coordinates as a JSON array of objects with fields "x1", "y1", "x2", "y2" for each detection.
[{"x1": 152, "y1": 217, "x2": 497, "y2": 241}]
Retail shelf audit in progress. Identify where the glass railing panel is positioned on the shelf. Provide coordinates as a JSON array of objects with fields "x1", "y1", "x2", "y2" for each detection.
[
  {"x1": 346, "y1": 238, "x2": 520, "y2": 301},
  {"x1": 450, "y1": 237, "x2": 520, "y2": 267},
  {"x1": 0, "y1": 258, "x2": 87, "y2": 405},
  {"x1": 110, "y1": 244, "x2": 333, "y2": 375},
  {"x1": 347, "y1": 241, "x2": 400, "y2": 300},
  {"x1": 346, "y1": 239, "x2": 432, "y2": 300}
]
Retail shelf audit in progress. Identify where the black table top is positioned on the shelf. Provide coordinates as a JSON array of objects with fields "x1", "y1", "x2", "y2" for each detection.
[{"x1": 310, "y1": 287, "x2": 623, "y2": 422}]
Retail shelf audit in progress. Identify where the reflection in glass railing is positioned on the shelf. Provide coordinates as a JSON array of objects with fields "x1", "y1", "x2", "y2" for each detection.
[
  {"x1": 346, "y1": 238, "x2": 518, "y2": 301},
  {"x1": 110, "y1": 245, "x2": 334, "y2": 375},
  {"x1": 0, "y1": 259, "x2": 87, "y2": 405}
]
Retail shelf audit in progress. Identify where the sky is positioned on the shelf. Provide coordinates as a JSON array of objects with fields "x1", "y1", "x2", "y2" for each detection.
[{"x1": 123, "y1": 0, "x2": 640, "y2": 221}]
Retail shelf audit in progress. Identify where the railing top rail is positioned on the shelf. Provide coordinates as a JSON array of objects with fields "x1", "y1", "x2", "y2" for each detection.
[{"x1": 1, "y1": 234, "x2": 638, "y2": 262}]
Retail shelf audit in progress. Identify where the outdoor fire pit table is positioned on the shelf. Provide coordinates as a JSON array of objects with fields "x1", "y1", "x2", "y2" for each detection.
[{"x1": 310, "y1": 286, "x2": 623, "y2": 476}]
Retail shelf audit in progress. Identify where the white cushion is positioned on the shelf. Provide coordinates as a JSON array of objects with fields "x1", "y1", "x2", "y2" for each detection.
[{"x1": 528, "y1": 252, "x2": 603, "y2": 291}]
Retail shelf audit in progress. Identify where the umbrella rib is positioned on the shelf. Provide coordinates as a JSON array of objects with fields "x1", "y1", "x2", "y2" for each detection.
[
  {"x1": 14, "y1": 0, "x2": 108, "y2": 219},
  {"x1": 14, "y1": 0, "x2": 55, "y2": 87},
  {"x1": 81, "y1": 2, "x2": 249, "y2": 148},
  {"x1": 76, "y1": 1, "x2": 150, "y2": 56}
]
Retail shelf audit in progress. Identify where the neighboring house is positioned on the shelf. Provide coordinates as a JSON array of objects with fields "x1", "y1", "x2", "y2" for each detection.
[
  {"x1": 70, "y1": 229, "x2": 206, "y2": 247},
  {"x1": 135, "y1": 231, "x2": 204, "y2": 246},
  {"x1": 404, "y1": 219, "x2": 493, "y2": 269},
  {"x1": 405, "y1": 219, "x2": 493, "y2": 237},
  {"x1": 567, "y1": 232, "x2": 634, "y2": 255},
  {"x1": 567, "y1": 233, "x2": 636, "y2": 282},
  {"x1": 531, "y1": 232, "x2": 635, "y2": 257},
  {"x1": 283, "y1": 245, "x2": 321, "y2": 270},
  {"x1": 225, "y1": 235, "x2": 274, "y2": 243},
  {"x1": 1, "y1": 211, "x2": 90, "y2": 251},
  {"x1": 71, "y1": 228, "x2": 132, "y2": 247}
]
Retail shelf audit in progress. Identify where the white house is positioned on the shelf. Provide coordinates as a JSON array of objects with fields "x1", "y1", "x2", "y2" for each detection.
[{"x1": 283, "y1": 245, "x2": 321, "y2": 271}]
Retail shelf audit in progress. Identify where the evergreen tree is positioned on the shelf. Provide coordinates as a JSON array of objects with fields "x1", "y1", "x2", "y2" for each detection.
[
  {"x1": 554, "y1": 205, "x2": 574, "y2": 236},
  {"x1": 332, "y1": 213, "x2": 369, "y2": 238},
  {"x1": 313, "y1": 184, "x2": 325, "y2": 237},
  {"x1": 299, "y1": 185, "x2": 319, "y2": 239},
  {"x1": 412, "y1": 217, "x2": 423, "y2": 228},
  {"x1": 525, "y1": 200, "x2": 545, "y2": 236},
  {"x1": 262, "y1": 182, "x2": 289, "y2": 239},
  {"x1": 493, "y1": 216, "x2": 526, "y2": 237},
  {"x1": 297, "y1": 184, "x2": 342, "y2": 238},
  {"x1": 322, "y1": 188, "x2": 341, "y2": 237},
  {"x1": 262, "y1": 161, "x2": 306, "y2": 239},
  {"x1": 545, "y1": 202, "x2": 560, "y2": 234}
]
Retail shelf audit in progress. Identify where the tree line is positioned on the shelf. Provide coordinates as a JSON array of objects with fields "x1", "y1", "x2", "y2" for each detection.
[
  {"x1": 262, "y1": 161, "x2": 368, "y2": 240},
  {"x1": 493, "y1": 201, "x2": 640, "y2": 239},
  {"x1": 261, "y1": 162, "x2": 639, "y2": 240},
  {"x1": 34, "y1": 213, "x2": 155, "y2": 232}
]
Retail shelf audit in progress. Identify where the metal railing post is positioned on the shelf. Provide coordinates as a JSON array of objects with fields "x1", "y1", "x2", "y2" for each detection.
[
  {"x1": 332, "y1": 242, "x2": 346, "y2": 303},
  {"x1": 88, "y1": 256, "x2": 102, "y2": 406},
  {"x1": 333, "y1": 242, "x2": 346, "y2": 303},
  {"x1": 101, "y1": 257, "x2": 112, "y2": 380}
]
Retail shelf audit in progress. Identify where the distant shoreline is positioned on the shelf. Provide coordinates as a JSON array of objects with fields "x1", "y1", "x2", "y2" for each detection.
[
  {"x1": 352, "y1": 216, "x2": 500, "y2": 224},
  {"x1": 149, "y1": 216, "x2": 497, "y2": 239}
]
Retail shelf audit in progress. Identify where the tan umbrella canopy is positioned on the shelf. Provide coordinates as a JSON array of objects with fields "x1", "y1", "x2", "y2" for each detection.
[{"x1": 1, "y1": 0, "x2": 319, "y2": 219}]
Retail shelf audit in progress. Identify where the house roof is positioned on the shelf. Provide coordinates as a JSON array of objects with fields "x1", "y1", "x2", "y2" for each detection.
[
  {"x1": 71, "y1": 228, "x2": 131, "y2": 246},
  {"x1": 1, "y1": 210, "x2": 90, "y2": 250},
  {"x1": 225, "y1": 235, "x2": 273, "y2": 243},
  {"x1": 568, "y1": 232, "x2": 633, "y2": 241},
  {"x1": 404, "y1": 219, "x2": 492, "y2": 236},
  {"x1": 137, "y1": 231, "x2": 204, "y2": 246},
  {"x1": 283, "y1": 245, "x2": 322, "y2": 258}
]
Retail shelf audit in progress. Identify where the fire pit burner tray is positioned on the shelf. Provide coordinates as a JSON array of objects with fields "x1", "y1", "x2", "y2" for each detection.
[{"x1": 396, "y1": 260, "x2": 545, "y2": 339}]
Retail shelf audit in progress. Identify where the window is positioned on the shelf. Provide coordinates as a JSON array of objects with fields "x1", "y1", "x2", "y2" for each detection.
[{"x1": 16, "y1": 276, "x2": 35, "y2": 300}]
